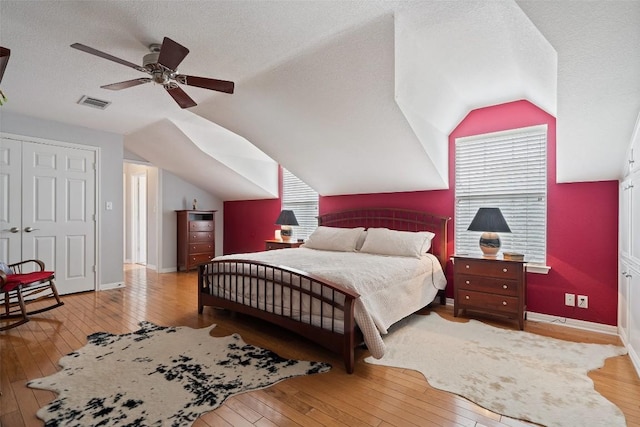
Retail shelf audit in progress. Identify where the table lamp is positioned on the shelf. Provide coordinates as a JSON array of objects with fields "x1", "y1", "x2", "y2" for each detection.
[
  {"x1": 275, "y1": 210, "x2": 298, "y2": 242},
  {"x1": 467, "y1": 207, "x2": 511, "y2": 257}
]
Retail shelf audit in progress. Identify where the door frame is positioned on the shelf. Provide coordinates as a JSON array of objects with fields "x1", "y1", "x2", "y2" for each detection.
[
  {"x1": 131, "y1": 171, "x2": 147, "y2": 265},
  {"x1": 1, "y1": 132, "x2": 100, "y2": 292}
]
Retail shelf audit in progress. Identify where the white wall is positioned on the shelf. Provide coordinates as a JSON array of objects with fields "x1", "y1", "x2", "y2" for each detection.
[{"x1": 0, "y1": 111, "x2": 124, "y2": 288}]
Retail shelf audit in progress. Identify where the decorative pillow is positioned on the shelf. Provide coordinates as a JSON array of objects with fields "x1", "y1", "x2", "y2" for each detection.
[
  {"x1": 359, "y1": 228, "x2": 435, "y2": 258},
  {"x1": 0, "y1": 261, "x2": 13, "y2": 275},
  {"x1": 301, "y1": 226, "x2": 366, "y2": 252}
]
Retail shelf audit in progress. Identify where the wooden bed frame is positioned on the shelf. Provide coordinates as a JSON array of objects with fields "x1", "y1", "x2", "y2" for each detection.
[{"x1": 198, "y1": 207, "x2": 450, "y2": 373}]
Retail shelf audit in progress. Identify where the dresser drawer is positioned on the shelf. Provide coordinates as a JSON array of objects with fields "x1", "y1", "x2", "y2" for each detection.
[
  {"x1": 189, "y1": 231, "x2": 214, "y2": 243},
  {"x1": 189, "y1": 243, "x2": 214, "y2": 254},
  {"x1": 456, "y1": 274, "x2": 519, "y2": 296},
  {"x1": 455, "y1": 258, "x2": 520, "y2": 279},
  {"x1": 189, "y1": 253, "x2": 214, "y2": 266},
  {"x1": 189, "y1": 221, "x2": 214, "y2": 232},
  {"x1": 456, "y1": 289, "x2": 520, "y2": 314}
]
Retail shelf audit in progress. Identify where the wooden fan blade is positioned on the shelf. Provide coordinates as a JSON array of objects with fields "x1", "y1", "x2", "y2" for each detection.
[
  {"x1": 101, "y1": 78, "x2": 151, "y2": 90},
  {"x1": 71, "y1": 43, "x2": 147, "y2": 72},
  {"x1": 176, "y1": 75, "x2": 234, "y2": 94},
  {"x1": 164, "y1": 84, "x2": 196, "y2": 108},
  {"x1": 0, "y1": 46, "x2": 10, "y2": 84},
  {"x1": 157, "y1": 37, "x2": 189, "y2": 71}
]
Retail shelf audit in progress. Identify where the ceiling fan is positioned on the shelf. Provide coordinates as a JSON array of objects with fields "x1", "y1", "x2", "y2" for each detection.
[{"x1": 71, "y1": 37, "x2": 234, "y2": 108}]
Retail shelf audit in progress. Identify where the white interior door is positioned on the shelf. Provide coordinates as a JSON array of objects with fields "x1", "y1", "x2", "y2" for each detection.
[
  {"x1": 0, "y1": 137, "x2": 96, "y2": 294},
  {"x1": 0, "y1": 138, "x2": 23, "y2": 263}
]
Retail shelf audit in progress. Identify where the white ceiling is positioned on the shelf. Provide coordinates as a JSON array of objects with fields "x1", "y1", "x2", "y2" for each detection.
[{"x1": 1, "y1": 1, "x2": 638, "y2": 200}]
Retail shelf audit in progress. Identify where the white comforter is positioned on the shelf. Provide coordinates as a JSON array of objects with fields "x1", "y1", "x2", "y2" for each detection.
[{"x1": 216, "y1": 247, "x2": 446, "y2": 358}]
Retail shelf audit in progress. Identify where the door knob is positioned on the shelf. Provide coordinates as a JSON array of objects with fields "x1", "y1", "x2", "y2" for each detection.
[
  {"x1": 8, "y1": 226, "x2": 20, "y2": 233},
  {"x1": 24, "y1": 226, "x2": 39, "y2": 232}
]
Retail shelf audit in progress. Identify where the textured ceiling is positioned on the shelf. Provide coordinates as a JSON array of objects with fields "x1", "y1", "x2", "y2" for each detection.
[{"x1": 0, "y1": 0, "x2": 638, "y2": 200}]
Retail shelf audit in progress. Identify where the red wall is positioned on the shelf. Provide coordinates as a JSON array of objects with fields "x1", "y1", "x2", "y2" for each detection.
[{"x1": 224, "y1": 100, "x2": 620, "y2": 325}]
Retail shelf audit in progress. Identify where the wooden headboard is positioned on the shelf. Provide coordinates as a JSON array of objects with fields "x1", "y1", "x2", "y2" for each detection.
[{"x1": 317, "y1": 207, "x2": 451, "y2": 269}]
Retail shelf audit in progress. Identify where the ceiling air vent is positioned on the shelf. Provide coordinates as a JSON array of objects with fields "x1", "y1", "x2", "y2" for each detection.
[{"x1": 77, "y1": 95, "x2": 111, "y2": 110}]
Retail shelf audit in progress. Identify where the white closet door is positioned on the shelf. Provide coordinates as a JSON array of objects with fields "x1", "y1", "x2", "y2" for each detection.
[
  {"x1": 7, "y1": 139, "x2": 97, "y2": 294},
  {"x1": 0, "y1": 138, "x2": 23, "y2": 264}
]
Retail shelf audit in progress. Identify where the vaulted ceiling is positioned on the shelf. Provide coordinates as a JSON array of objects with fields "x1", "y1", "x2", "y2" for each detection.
[{"x1": 1, "y1": 1, "x2": 638, "y2": 200}]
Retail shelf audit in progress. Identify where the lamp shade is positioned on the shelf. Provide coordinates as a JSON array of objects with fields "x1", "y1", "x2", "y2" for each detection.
[
  {"x1": 275, "y1": 210, "x2": 299, "y2": 226},
  {"x1": 467, "y1": 208, "x2": 511, "y2": 233}
]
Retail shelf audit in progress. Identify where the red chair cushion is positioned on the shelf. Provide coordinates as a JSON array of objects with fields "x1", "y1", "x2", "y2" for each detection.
[{"x1": 2, "y1": 271, "x2": 54, "y2": 292}]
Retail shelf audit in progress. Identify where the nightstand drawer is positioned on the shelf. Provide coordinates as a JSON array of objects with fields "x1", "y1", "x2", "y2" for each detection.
[
  {"x1": 456, "y1": 258, "x2": 520, "y2": 279},
  {"x1": 265, "y1": 240, "x2": 303, "y2": 251},
  {"x1": 456, "y1": 274, "x2": 519, "y2": 296},
  {"x1": 456, "y1": 289, "x2": 519, "y2": 314}
]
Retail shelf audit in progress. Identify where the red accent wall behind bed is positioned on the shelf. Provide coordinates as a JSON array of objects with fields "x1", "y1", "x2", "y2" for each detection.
[
  {"x1": 321, "y1": 100, "x2": 619, "y2": 326},
  {"x1": 224, "y1": 100, "x2": 619, "y2": 326}
]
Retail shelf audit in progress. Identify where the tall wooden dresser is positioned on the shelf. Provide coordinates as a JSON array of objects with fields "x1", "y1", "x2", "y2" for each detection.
[{"x1": 176, "y1": 210, "x2": 216, "y2": 271}]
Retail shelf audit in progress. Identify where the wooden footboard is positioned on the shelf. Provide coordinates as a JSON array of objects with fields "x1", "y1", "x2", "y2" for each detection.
[{"x1": 198, "y1": 260, "x2": 361, "y2": 373}]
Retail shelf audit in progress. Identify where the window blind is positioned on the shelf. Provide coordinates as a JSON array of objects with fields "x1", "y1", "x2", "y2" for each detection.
[
  {"x1": 455, "y1": 125, "x2": 547, "y2": 264},
  {"x1": 282, "y1": 168, "x2": 318, "y2": 241}
]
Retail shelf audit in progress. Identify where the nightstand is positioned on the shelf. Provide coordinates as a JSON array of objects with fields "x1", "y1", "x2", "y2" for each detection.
[
  {"x1": 453, "y1": 255, "x2": 527, "y2": 330},
  {"x1": 265, "y1": 240, "x2": 303, "y2": 251}
]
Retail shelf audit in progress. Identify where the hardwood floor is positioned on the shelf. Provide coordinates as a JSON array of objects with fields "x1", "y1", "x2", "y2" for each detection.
[{"x1": 2, "y1": 265, "x2": 639, "y2": 426}]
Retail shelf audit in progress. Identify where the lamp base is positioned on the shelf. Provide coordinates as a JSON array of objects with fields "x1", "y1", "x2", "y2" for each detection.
[
  {"x1": 280, "y1": 226, "x2": 292, "y2": 242},
  {"x1": 479, "y1": 232, "x2": 501, "y2": 258}
]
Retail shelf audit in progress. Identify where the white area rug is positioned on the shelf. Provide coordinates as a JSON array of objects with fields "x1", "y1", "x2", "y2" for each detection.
[
  {"x1": 365, "y1": 313, "x2": 627, "y2": 427},
  {"x1": 28, "y1": 322, "x2": 330, "y2": 426}
]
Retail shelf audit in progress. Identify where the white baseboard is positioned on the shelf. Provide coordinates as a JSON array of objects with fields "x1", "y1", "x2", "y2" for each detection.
[
  {"x1": 621, "y1": 333, "x2": 640, "y2": 378},
  {"x1": 99, "y1": 282, "x2": 126, "y2": 291},
  {"x1": 145, "y1": 263, "x2": 157, "y2": 271},
  {"x1": 628, "y1": 343, "x2": 640, "y2": 378},
  {"x1": 159, "y1": 267, "x2": 177, "y2": 273},
  {"x1": 444, "y1": 298, "x2": 618, "y2": 335},
  {"x1": 525, "y1": 311, "x2": 619, "y2": 335}
]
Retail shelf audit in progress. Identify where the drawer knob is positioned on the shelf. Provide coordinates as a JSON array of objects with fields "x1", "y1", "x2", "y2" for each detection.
[
  {"x1": 502, "y1": 301, "x2": 507, "y2": 305},
  {"x1": 465, "y1": 295, "x2": 470, "y2": 299},
  {"x1": 466, "y1": 280, "x2": 470, "y2": 285},
  {"x1": 465, "y1": 265, "x2": 470, "y2": 269},
  {"x1": 503, "y1": 284, "x2": 508, "y2": 289},
  {"x1": 503, "y1": 268, "x2": 508, "y2": 273}
]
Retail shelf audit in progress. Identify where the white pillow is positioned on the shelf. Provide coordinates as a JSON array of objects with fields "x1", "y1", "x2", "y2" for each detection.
[
  {"x1": 359, "y1": 228, "x2": 435, "y2": 258},
  {"x1": 301, "y1": 226, "x2": 366, "y2": 252}
]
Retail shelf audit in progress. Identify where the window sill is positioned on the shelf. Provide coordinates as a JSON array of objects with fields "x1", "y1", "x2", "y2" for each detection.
[{"x1": 526, "y1": 264, "x2": 551, "y2": 274}]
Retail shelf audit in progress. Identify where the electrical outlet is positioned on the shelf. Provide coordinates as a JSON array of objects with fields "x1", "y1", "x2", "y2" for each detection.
[
  {"x1": 564, "y1": 293, "x2": 575, "y2": 307},
  {"x1": 577, "y1": 295, "x2": 588, "y2": 309}
]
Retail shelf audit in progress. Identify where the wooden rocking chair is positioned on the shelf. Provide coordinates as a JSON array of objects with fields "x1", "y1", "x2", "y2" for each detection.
[{"x1": 0, "y1": 259, "x2": 64, "y2": 331}]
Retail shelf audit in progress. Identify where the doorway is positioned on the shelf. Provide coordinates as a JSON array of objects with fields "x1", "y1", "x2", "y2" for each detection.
[{"x1": 123, "y1": 162, "x2": 158, "y2": 271}]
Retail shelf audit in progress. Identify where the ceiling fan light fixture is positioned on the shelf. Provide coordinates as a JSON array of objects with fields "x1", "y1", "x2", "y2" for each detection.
[
  {"x1": 152, "y1": 70, "x2": 169, "y2": 85},
  {"x1": 143, "y1": 52, "x2": 160, "y2": 68}
]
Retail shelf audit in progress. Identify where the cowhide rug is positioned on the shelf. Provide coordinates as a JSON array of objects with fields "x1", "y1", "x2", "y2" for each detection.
[
  {"x1": 366, "y1": 313, "x2": 627, "y2": 427},
  {"x1": 28, "y1": 321, "x2": 330, "y2": 426}
]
